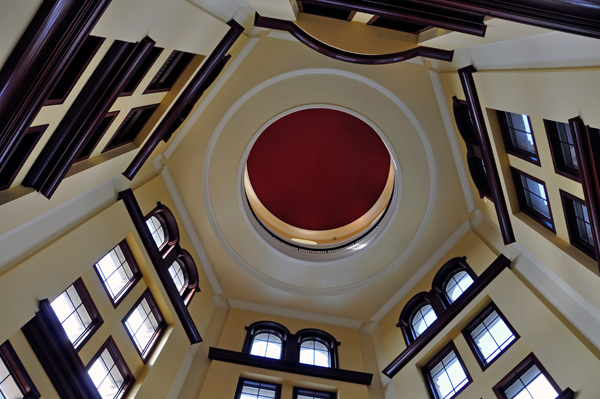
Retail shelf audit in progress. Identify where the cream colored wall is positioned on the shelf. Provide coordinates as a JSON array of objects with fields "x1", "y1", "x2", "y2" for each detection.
[
  {"x1": 439, "y1": 66, "x2": 600, "y2": 319},
  {"x1": 377, "y1": 229, "x2": 600, "y2": 399}
]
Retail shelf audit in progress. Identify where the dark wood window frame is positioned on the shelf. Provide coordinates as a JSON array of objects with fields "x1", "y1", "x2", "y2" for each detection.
[
  {"x1": 422, "y1": 341, "x2": 472, "y2": 399},
  {"x1": 122, "y1": 288, "x2": 167, "y2": 363},
  {"x1": 545, "y1": 119, "x2": 580, "y2": 182},
  {"x1": 234, "y1": 378, "x2": 282, "y2": 399},
  {"x1": 93, "y1": 239, "x2": 143, "y2": 308},
  {"x1": 296, "y1": 328, "x2": 340, "y2": 369},
  {"x1": 497, "y1": 110, "x2": 541, "y2": 166},
  {"x1": 172, "y1": 249, "x2": 200, "y2": 306},
  {"x1": 432, "y1": 257, "x2": 477, "y2": 309},
  {"x1": 120, "y1": 47, "x2": 164, "y2": 97},
  {"x1": 0, "y1": 124, "x2": 46, "y2": 191},
  {"x1": 0, "y1": 340, "x2": 41, "y2": 399},
  {"x1": 103, "y1": 103, "x2": 160, "y2": 153},
  {"x1": 86, "y1": 336, "x2": 135, "y2": 399},
  {"x1": 53, "y1": 277, "x2": 104, "y2": 351},
  {"x1": 145, "y1": 202, "x2": 180, "y2": 259},
  {"x1": 510, "y1": 167, "x2": 555, "y2": 233},
  {"x1": 243, "y1": 321, "x2": 290, "y2": 360},
  {"x1": 144, "y1": 50, "x2": 195, "y2": 94},
  {"x1": 492, "y1": 353, "x2": 574, "y2": 399},
  {"x1": 44, "y1": 36, "x2": 105, "y2": 106},
  {"x1": 559, "y1": 189, "x2": 596, "y2": 259},
  {"x1": 293, "y1": 387, "x2": 335, "y2": 399},
  {"x1": 75, "y1": 111, "x2": 119, "y2": 162},
  {"x1": 462, "y1": 302, "x2": 520, "y2": 371}
]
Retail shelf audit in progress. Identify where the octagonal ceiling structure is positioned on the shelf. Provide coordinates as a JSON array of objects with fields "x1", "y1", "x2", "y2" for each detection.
[{"x1": 164, "y1": 33, "x2": 470, "y2": 321}]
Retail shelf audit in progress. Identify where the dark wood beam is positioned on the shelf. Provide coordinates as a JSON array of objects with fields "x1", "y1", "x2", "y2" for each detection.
[
  {"x1": 382, "y1": 254, "x2": 511, "y2": 378},
  {"x1": 458, "y1": 66, "x2": 515, "y2": 245},
  {"x1": 254, "y1": 14, "x2": 454, "y2": 64},
  {"x1": 23, "y1": 37, "x2": 155, "y2": 198},
  {"x1": 123, "y1": 20, "x2": 244, "y2": 181},
  {"x1": 22, "y1": 300, "x2": 101, "y2": 399},
  {"x1": 209, "y1": 347, "x2": 373, "y2": 385},
  {"x1": 118, "y1": 189, "x2": 202, "y2": 344},
  {"x1": 569, "y1": 117, "x2": 600, "y2": 272},
  {"x1": 299, "y1": 0, "x2": 487, "y2": 36},
  {"x1": 0, "y1": 0, "x2": 112, "y2": 178}
]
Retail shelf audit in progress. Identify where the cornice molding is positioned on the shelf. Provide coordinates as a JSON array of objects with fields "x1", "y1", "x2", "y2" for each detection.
[
  {"x1": 254, "y1": 14, "x2": 454, "y2": 65},
  {"x1": 0, "y1": 0, "x2": 112, "y2": 180}
]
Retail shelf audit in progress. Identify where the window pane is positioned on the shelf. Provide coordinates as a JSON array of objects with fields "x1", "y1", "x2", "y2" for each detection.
[
  {"x1": 51, "y1": 284, "x2": 93, "y2": 346},
  {"x1": 0, "y1": 374, "x2": 23, "y2": 399},
  {"x1": 445, "y1": 271, "x2": 474, "y2": 303},
  {"x1": 146, "y1": 216, "x2": 166, "y2": 248},
  {"x1": 250, "y1": 332, "x2": 282, "y2": 359},
  {"x1": 124, "y1": 297, "x2": 162, "y2": 357},
  {"x1": 504, "y1": 365, "x2": 558, "y2": 399},
  {"x1": 429, "y1": 350, "x2": 469, "y2": 399},
  {"x1": 300, "y1": 340, "x2": 330, "y2": 368},
  {"x1": 88, "y1": 348, "x2": 127, "y2": 399},
  {"x1": 506, "y1": 112, "x2": 535, "y2": 154},
  {"x1": 168, "y1": 261, "x2": 186, "y2": 293},
  {"x1": 95, "y1": 244, "x2": 136, "y2": 302},
  {"x1": 239, "y1": 381, "x2": 277, "y2": 399},
  {"x1": 412, "y1": 304, "x2": 437, "y2": 338},
  {"x1": 520, "y1": 176, "x2": 550, "y2": 219},
  {"x1": 471, "y1": 310, "x2": 516, "y2": 364}
]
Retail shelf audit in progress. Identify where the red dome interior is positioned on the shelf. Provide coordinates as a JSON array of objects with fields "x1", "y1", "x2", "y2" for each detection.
[{"x1": 247, "y1": 108, "x2": 391, "y2": 231}]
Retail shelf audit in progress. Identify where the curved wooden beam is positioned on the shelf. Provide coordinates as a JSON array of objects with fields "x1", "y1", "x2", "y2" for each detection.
[{"x1": 255, "y1": 14, "x2": 453, "y2": 65}]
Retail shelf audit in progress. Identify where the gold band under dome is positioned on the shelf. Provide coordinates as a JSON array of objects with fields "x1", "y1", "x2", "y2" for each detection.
[{"x1": 244, "y1": 160, "x2": 395, "y2": 247}]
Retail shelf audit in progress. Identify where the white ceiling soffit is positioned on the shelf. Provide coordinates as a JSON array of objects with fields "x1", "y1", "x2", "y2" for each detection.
[{"x1": 186, "y1": 0, "x2": 251, "y2": 22}]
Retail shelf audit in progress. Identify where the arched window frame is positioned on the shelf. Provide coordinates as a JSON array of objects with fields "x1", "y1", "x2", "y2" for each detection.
[
  {"x1": 144, "y1": 202, "x2": 179, "y2": 258},
  {"x1": 398, "y1": 292, "x2": 444, "y2": 346},
  {"x1": 243, "y1": 321, "x2": 290, "y2": 360},
  {"x1": 172, "y1": 248, "x2": 200, "y2": 306},
  {"x1": 295, "y1": 329, "x2": 340, "y2": 369},
  {"x1": 432, "y1": 257, "x2": 477, "y2": 309}
]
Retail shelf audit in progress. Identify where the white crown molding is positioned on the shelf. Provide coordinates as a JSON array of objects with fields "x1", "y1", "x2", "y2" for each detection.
[
  {"x1": 164, "y1": 37, "x2": 260, "y2": 159},
  {"x1": 228, "y1": 298, "x2": 364, "y2": 329},
  {"x1": 201, "y1": 67, "x2": 437, "y2": 296},
  {"x1": 160, "y1": 165, "x2": 223, "y2": 295},
  {"x1": 370, "y1": 219, "x2": 472, "y2": 323},
  {"x1": 428, "y1": 69, "x2": 476, "y2": 213}
]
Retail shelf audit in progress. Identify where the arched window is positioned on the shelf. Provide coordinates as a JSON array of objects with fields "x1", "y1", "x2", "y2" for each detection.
[
  {"x1": 168, "y1": 260, "x2": 186, "y2": 294},
  {"x1": 243, "y1": 321, "x2": 290, "y2": 361},
  {"x1": 173, "y1": 249, "x2": 199, "y2": 306},
  {"x1": 296, "y1": 329, "x2": 339, "y2": 369},
  {"x1": 144, "y1": 203, "x2": 179, "y2": 258},
  {"x1": 410, "y1": 303, "x2": 437, "y2": 338},
  {"x1": 432, "y1": 257, "x2": 477, "y2": 308}
]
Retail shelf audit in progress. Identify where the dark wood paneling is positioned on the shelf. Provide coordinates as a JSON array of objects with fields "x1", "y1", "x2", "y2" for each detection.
[
  {"x1": 123, "y1": 20, "x2": 244, "y2": 180},
  {"x1": 570, "y1": 117, "x2": 600, "y2": 272},
  {"x1": 458, "y1": 66, "x2": 515, "y2": 245},
  {"x1": 23, "y1": 37, "x2": 156, "y2": 198},
  {"x1": 299, "y1": 0, "x2": 486, "y2": 36},
  {"x1": 21, "y1": 299, "x2": 101, "y2": 399},
  {"x1": 254, "y1": 15, "x2": 454, "y2": 65},
  {"x1": 382, "y1": 254, "x2": 511, "y2": 378},
  {"x1": 0, "y1": 125, "x2": 47, "y2": 191},
  {"x1": 118, "y1": 189, "x2": 202, "y2": 344},
  {"x1": 0, "y1": 0, "x2": 112, "y2": 178},
  {"x1": 209, "y1": 347, "x2": 373, "y2": 385}
]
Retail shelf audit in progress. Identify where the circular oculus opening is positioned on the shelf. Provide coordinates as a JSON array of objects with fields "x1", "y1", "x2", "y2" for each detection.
[{"x1": 245, "y1": 108, "x2": 394, "y2": 249}]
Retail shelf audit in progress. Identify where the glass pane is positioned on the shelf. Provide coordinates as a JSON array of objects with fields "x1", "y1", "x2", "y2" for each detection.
[
  {"x1": 412, "y1": 304, "x2": 437, "y2": 337},
  {"x1": 471, "y1": 310, "x2": 515, "y2": 363},
  {"x1": 445, "y1": 271, "x2": 474, "y2": 303},
  {"x1": 0, "y1": 357, "x2": 10, "y2": 381},
  {"x1": 430, "y1": 350, "x2": 468, "y2": 399},
  {"x1": 250, "y1": 333, "x2": 281, "y2": 359},
  {"x1": 0, "y1": 375, "x2": 24, "y2": 399},
  {"x1": 146, "y1": 217, "x2": 166, "y2": 247}
]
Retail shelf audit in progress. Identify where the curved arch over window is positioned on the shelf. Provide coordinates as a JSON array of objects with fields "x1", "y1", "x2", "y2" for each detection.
[
  {"x1": 432, "y1": 257, "x2": 477, "y2": 308},
  {"x1": 175, "y1": 249, "x2": 200, "y2": 306},
  {"x1": 467, "y1": 155, "x2": 490, "y2": 197},
  {"x1": 453, "y1": 97, "x2": 476, "y2": 144},
  {"x1": 411, "y1": 303, "x2": 437, "y2": 339},
  {"x1": 296, "y1": 329, "x2": 340, "y2": 369},
  {"x1": 144, "y1": 203, "x2": 179, "y2": 258},
  {"x1": 398, "y1": 292, "x2": 442, "y2": 345},
  {"x1": 243, "y1": 321, "x2": 290, "y2": 360}
]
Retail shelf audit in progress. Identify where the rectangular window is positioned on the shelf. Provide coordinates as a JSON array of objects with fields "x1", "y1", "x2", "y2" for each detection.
[
  {"x1": 45, "y1": 36, "x2": 105, "y2": 106},
  {"x1": 87, "y1": 336, "x2": 134, "y2": 399},
  {"x1": 497, "y1": 111, "x2": 540, "y2": 165},
  {"x1": 234, "y1": 378, "x2": 281, "y2": 399},
  {"x1": 94, "y1": 240, "x2": 142, "y2": 307},
  {"x1": 122, "y1": 289, "x2": 166, "y2": 362},
  {"x1": 422, "y1": 342, "x2": 471, "y2": 399},
  {"x1": 0, "y1": 340, "x2": 40, "y2": 399},
  {"x1": 50, "y1": 278, "x2": 103, "y2": 350},
  {"x1": 0, "y1": 125, "x2": 46, "y2": 191},
  {"x1": 560, "y1": 190, "x2": 596, "y2": 259},
  {"x1": 545, "y1": 119, "x2": 580, "y2": 181},
  {"x1": 493, "y1": 353, "x2": 568, "y2": 399},
  {"x1": 144, "y1": 50, "x2": 195, "y2": 93},
  {"x1": 510, "y1": 167, "x2": 555, "y2": 232},
  {"x1": 120, "y1": 47, "x2": 163, "y2": 96},
  {"x1": 76, "y1": 111, "x2": 119, "y2": 162},
  {"x1": 293, "y1": 387, "x2": 335, "y2": 399},
  {"x1": 103, "y1": 104, "x2": 159, "y2": 152},
  {"x1": 462, "y1": 302, "x2": 519, "y2": 370}
]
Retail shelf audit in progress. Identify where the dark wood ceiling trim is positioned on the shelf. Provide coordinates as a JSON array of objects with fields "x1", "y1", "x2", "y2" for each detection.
[
  {"x1": 382, "y1": 254, "x2": 511, "y2": 378},
  {"x1": 0, "y1": 0, "x2": 112, "y2": 180},
  {"x1": 21, "y1": 299, "x2": 101, "y2": 399},
  {"x1": 123, "y1": 20, "x2": 244, "y2": 181},
  {"x1": 254, "y1": 14, "x2": 454, "y2": 64},
  {"x1": 209, "y1": 347, "x2": 373, "y2": 385},
  {"x1": 299, "y1": 0, "x2": 486, "y2": 36},
  {"x1": 23, "y1": 37, "x2": 156, "y2": 198},
  {"x1": 458, "y1": 66, "x2": 515, "y2": 245},
  {"x1": 569, "y1": 117, "x2": 600, "y2": 271},
  {"x1": 118, "y1": 188, "x2": 202, "y2": 344}
]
